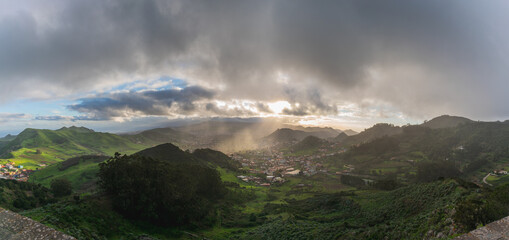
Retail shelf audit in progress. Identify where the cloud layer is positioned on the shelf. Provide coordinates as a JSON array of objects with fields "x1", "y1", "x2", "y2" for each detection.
[
  {"x1": 67, "y1": 86, "x2": 215, "y2": 120},
  {"x1": 1, "y1": 0, "x2": 509, "y2": 124}
]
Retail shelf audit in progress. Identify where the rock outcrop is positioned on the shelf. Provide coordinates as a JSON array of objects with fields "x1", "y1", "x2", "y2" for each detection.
[{"x1": 454, "y1": 216, "x2": 509, "y2": 240}]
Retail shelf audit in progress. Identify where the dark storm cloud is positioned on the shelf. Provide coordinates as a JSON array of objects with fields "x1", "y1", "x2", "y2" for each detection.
[
  {"x1": 0, "y1": 0, "x2": 196, "y2": 98},
  {"x1": 256, "y1": 103, "x2": 272, "y2": 113},
  {"x1": 282, "y1": 107, "x2": 308, "y2": 117},
  {"x1": 67, "y1": 86, "x2": 215, "y2": 120},
  {"x1": 1, "y1": 0, "x2": 509, "y2": 120}
]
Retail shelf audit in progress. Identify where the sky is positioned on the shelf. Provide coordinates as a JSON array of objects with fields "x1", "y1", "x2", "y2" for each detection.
[{"x1": 1, "y1": 0, "x2": 509, "y2": 136}]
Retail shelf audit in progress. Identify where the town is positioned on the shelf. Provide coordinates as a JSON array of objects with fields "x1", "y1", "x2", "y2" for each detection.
[
  {"x1": 230, "y1": 147, "x2": 346, "y2": 187},
  {"x1": 0, "y1": 162, "x2": 32, "y2": 181}
]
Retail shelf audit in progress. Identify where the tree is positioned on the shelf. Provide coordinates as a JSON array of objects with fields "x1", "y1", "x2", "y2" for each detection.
[
  {"x1": 98, "y1": 154, "x2": 227, "y2": 226},
  {"x1": 51, "y1": 178, "x2": 72, "y2": 197}
]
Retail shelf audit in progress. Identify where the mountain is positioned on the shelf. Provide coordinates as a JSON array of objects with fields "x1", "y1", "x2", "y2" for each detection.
[
  {"x1": 192, "y1": 148, "x2": 241, "y2": 171},
  {"x1": 135, "y1": 143, "x2": 240, "y2": 170},
  {"x1": 334, "y1": 132, "x2": 349, "y2": 142},
  {"x1": 0, "y1": 134, "x2": 16, "y2": 142},
  {"x1": 125, "y1": 127, "x2": 196, "y2": 149},
  {"x1": 291, "y1": 135, "x2": 327, "y2": 152},
  {"x1": 0, "y1": 126, "x2": 151, "y2": 168},
  {"x1": 263, "y1": 128, "x2": 311, "y2": 144},
  {"x1": 264, "y1": 127, "x2": 343, "y2": 144},
  {"x1": 134, "y1": 143, "x2": 200, "y2": 164},
  {"x1": 0, "y1": 134, "x2": 15, "y2": 149},
  {"x1": 336, "y1": 123, "x2": 403, "y2": 146},
  {"x1": 422, "y1": 115, "x2": 473, "y2": 129},
  {"x1": 283, "y1": 125, "x2": 341, "y2": 138},
  {"x1": 342, "y1": 129, "x2": 358, "y2": 136}
]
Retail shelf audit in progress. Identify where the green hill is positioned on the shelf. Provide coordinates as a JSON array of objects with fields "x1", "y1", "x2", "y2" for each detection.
[
  {"x1": 31, "y1": 144, "x2": 241, "y2": 193},
  {"x1": 334, "y1": 120, "x2": 509, "y2": 185},
  {"x1": 192, "y1": 148, "x2": 241, "y2": 171},
  {"x1": 285, "y1": 126, "x2": 341, "y2": 138},
  {"x1": 263, "y1": 128, "x2": 336, "y2": 147},
  {"x1": 0, "y1": 126, "x2": 151, "y2": 169},
  {"x1": 342, "y1": 129, "x2": 358, "y2": 136},
  {"x1": 334, "y1": 132, "x2": 349, "y2": 142},
  {"x1": 337, "y1": 123, "x2": 402, "y2": 146},
  {"x1": 0, "y1": 134, "x2": 16, "y2": 142},
  {"x1": 291, "y1": 136, "x2": 327, "y2": 153},
  {"x1": 0, "y1": 134, "x2": 15, "y2": 149},
  {"x1": 134, "y1": 143, "x2": 201, "y2": 164},
  {"x1": 422, "y1": 115, "x2": 473, "y2": 129},
  {"x1": 124, "y1": 127, "x2": 196, "y2": 149},
  {"x1": 135, "y1": 143, "x2": 241, "y2": 171}
]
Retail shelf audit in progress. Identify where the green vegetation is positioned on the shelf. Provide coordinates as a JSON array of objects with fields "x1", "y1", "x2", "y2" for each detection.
[
  {"x1": 0, "y1": 179, "x2": 55, "y2": 211},
  {"x1": 30, "y1": 155, "x2": 109, "y2": 191},
  {"x1": 0, "y1": 127, "x2": 154, "y2": 170},
  {"x1": 192, "y1": 148, "x2": 242, "y2": 171},
  {"x1": 6, "y1": 118, "x2": 509, "y2": 239},
  {"x1": 422, "y1": 115, "x2": 473, "y2": 129},
  {"x1": 98, "y1": 153, "x2": 226, "y2": 227},
  {"x1": 234, "y1": 179, "x2": 475, "y2": 239},
  {"x1": 23, "y1": 197, "x2": 183, "y2": 240},
  {"x1": 50, "y1": 178, "x2": 72, "y2": 197}
]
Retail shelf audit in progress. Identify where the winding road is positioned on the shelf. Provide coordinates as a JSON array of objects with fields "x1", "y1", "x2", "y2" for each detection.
[{"x1": 483, "y1": 173, "x2": 493, "y2": 186}]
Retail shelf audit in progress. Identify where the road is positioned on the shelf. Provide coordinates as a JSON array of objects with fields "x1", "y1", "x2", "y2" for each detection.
[{"x1": 483, "y1": 173, "x2": 493, "y2": 186}]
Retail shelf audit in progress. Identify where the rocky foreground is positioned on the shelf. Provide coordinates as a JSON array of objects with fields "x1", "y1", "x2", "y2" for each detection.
[
  {"x1": 455, "y1": 216, "x2": 509, "y2": 240},
  {"x1": 0, "y1": 207, "x2": 75, "y2": 240}
]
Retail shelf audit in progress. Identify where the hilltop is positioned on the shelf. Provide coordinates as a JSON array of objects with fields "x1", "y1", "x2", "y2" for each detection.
[
  {"x1": 342, "y1": 129, "x2": 358, "y2": 136},
  {"x1": 334, "y1": 132, "x2": 349, "y2": 142},
  {"x1": 335, "y1": 123, "x2": 403, "y2": 146},
  {"x1": 135, "y1": 143, "x2": 241, "y2": 170},
  {"x1": 134, "y1": 143, "x2": 200, "y2": 164},
  {"x1": 422, "y1": 115, "x2": 473, "y2": 129},
  {"x1": 263, "y1": 128, "x2": 312, "y2": 147}
]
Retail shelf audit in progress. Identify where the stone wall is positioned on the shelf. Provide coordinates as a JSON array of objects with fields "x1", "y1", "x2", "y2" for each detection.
[{"x1": 0, "y1": 207, "x2": 75, "y2": 240}]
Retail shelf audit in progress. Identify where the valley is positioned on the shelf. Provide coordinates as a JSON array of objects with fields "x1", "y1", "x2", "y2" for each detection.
[{"x1": 0, "y1": 116, "x2": 508, "y2": 239}]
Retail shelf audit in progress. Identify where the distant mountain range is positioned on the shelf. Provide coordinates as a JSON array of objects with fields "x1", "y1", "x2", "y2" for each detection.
[
  {"x1": 0, "y1": 115, "x2": 485, "y2": 167},
  {"x1": 0, "y1": 127, "x2": 149, "y2": 163},
  {"x1": 333, "y1": 115, "x2": 475, "y2": 147},
  {"x1": 264, "y1": 128, "x2": 335, "y2": 143}
]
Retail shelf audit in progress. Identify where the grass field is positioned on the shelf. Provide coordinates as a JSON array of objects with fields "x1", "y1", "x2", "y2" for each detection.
[{"x1": 30, "y1": 159, "x2": 103, "y2": 191}]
